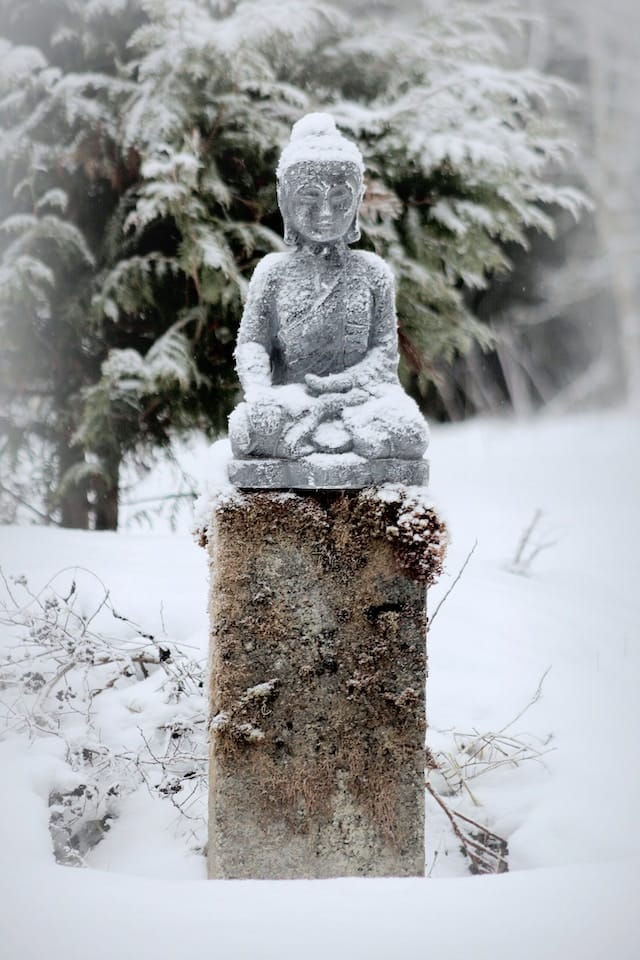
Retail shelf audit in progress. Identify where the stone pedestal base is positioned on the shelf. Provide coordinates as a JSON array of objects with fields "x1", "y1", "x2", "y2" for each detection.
[
  {"x1": 205, "y1": 489, "x2": 446, "y2": 879},
  {"x1": 227, "y1": 455, "x2": 429, "y2": 489}
]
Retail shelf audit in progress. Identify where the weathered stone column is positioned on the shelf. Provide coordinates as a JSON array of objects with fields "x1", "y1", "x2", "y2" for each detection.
[{"x1": 204, "y1": 487, "x2": 446, "y2": 879}]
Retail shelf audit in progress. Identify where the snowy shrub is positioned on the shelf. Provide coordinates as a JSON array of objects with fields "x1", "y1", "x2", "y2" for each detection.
[
  {"x1": 425, "y1": 713, "x2": 552, "y2": 875},
  {"x1": 0, "y1": 566, "x2": 208, "y2": 864}
]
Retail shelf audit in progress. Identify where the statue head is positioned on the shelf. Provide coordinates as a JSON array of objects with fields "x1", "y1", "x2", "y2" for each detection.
[{"x1": 277, "y1": 113, "x2": 365, "y2": 247}]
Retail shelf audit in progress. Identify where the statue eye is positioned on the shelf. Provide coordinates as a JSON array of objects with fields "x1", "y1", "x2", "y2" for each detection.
[
  {"x1": 297, "y1": 186, "x2": 323, "y2": 204},
  {"x1": 328, "y1": 186, "x2": 352, "y2": 208}
]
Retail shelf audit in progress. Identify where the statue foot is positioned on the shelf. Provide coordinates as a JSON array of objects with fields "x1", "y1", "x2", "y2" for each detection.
[
  {"x1": 352, "y1": 437, "x2": 393, "y2": 459},
  {"x1": 228, "y1": 405, "x2": 252, "y2": 457},
  {"x1": 278, "y1": 424, "x2": 314, "y2": 458},
  {"x1": 229, "y1": 400, "x2": 290, "y2": 458}
]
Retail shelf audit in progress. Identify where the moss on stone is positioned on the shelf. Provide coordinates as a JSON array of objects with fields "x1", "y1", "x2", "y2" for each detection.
[{"x1": 207, "y1": 489, "x2": 446, "y2": 879}]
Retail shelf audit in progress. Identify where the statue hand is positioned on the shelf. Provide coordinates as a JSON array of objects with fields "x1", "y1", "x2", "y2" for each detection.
[
  {"x1": 305, "y1": 372, "x2": 352, "y2": 396},
  {"x1": 307, "y1": 387, "x2": 369, "y2": 415},
  {"x1": 340, "y1": 387, "x2": 368, "y2": 406}
]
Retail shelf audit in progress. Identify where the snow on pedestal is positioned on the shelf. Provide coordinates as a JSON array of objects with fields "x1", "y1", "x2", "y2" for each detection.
[{"x1": 201, "y1": 486, "x2": 446, "y2": 879}]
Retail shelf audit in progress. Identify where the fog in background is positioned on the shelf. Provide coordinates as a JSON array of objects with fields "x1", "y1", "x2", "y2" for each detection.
[
  {"x1": 507, "y1": 0, "x2": 640, "y2": 413},
  {"x1": 379, "y1": 0, "x2": 640, "y2": 415}
]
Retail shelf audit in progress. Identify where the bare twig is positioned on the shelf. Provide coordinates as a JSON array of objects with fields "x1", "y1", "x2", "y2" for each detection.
[
  {"x1": 429, "y1": 540, "x2": 477, "y2": 627},
  {"x1": 512, "y1": 509, "x2": 542, "y2": 566},
  {"x1": 121, "y1": 491, "x2": 197, "y2": 507},
  {"x1": 425, "y1": 781, "x2": 508, "y2": 875},
  {"x1": 509, "y1": 511, "x2": 557, "y2": 574},
  {"x1": 0, "y1": 566, "x2": 20, "y2": 607},
  {"x1": 0, "y1": 481, "x2": 61, "y2": 525},
  {"x1": 497, "y1": 666, "x2": 552, "y2": 735},
  {"x1": 0, "y1": 566, "x2": 208, "y2": 864}
]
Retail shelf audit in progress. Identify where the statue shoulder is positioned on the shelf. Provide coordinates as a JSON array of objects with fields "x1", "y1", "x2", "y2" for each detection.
[
  {"x1": 350, "y1": 250, "x2": 395, "y2": 289},
  {"x1": 247, "y1": 252, "x2": 290, "y2": 294}
]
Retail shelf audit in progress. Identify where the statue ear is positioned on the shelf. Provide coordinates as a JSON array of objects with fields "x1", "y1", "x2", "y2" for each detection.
[
  {"x1": 278, "y1": 182, "x2": 299, "y2": 246},
  {"x1": 345, "y1": 181, "x2": 365, "y2": 245},
  {"x1": 283, "y1": 223, "x2": 300, "y2": 246},
  {"x1": 345, "y1": 212, "x2": 361, "y2": 245}
]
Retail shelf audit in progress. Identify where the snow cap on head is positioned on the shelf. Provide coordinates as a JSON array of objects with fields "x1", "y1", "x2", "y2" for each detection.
[{"x1": 277, "y1": 112, "x2": 365, "y2": 180}]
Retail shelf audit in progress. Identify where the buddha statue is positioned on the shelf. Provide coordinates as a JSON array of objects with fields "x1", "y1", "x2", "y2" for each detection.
[{"x1": 227, "y1": 113, "x2": 429, "y2": 488}]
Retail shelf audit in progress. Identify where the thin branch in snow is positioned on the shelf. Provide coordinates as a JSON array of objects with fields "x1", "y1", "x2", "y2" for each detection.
[
  {"x1": 425, "y1": 781, "x2": 509, "y2": 875},
  {"x1": 0, "y1": 481, "x2": 61, "y2": 526},
  {"x1": 429, "y1": 539, "x2": 477, "y2": 627},
  {"x1": 508, "y1": 510, "x2": 557, "y2": 575},
  {"x1": 121, "y1": 491, "x2": 197, "y2": 506},
  {"x1": 497, "y1": 666, "x2": 552, "y2": 735}
]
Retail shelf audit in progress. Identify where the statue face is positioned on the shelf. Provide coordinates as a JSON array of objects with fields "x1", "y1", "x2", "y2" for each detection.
[{"x1": 282, "y1": 162, "x2": 362, "y2": 245}]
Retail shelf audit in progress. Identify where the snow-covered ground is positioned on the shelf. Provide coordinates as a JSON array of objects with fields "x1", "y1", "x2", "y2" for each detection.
[{"x1": 1, "y1": 408, "x2": 639, "y2": 959}]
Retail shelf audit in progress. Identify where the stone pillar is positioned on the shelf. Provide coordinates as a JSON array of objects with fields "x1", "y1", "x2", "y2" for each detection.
[{"x1": 204, "y1": 487, "x2": 446, "y2": 879}]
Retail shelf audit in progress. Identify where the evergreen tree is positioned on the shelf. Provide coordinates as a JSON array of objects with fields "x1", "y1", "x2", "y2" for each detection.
[
  {"x1": 0, "y1": 0, "x2": 584, "y2": 528},
  {"x1": 0, "y1": 0, "x2": 141, "y2": 527}
]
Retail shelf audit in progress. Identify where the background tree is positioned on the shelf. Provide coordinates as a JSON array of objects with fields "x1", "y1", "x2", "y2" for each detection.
[
  {"x1": 0, "y1": 0, "x2": 141, "y2": 527},
  {"x1": 0, "y1": 0, "x2": 584, "y2": 529}
]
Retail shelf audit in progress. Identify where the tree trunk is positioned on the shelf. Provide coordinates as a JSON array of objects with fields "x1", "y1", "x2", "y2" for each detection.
[
  {"x1": 599, "y1": 231, "x2": 640, "y2": 408},
  {"x1": 93, "y1": 451, "x2": 121, "y2": 531},
  {"x1": 57, "y1": 440, "x2": 89, "y2": 530}
]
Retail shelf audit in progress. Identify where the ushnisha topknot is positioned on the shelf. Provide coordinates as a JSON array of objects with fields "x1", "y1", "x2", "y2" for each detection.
[{"x1": 276, "y1": 112, "x2": 365, "y2": 180}]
